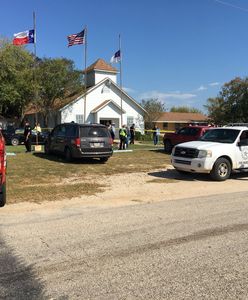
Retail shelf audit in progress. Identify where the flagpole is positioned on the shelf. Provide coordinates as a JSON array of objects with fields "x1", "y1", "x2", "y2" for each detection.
[
  {"x1": 119, "y1": 34, "x2": 123, "y2": 126},
  {"x1": 84, "y1": 26, "x2": 87, "y2": 124},
  {"x1": 33, "y1": 11, "x2": 39, "y2": 138},
  {"x1": 33, "y1": 11, "x2": 37, "y2": 58}
]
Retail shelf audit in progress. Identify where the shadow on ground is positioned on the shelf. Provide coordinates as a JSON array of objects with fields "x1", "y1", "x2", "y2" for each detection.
[
  {"x1": 148, "y1": 169, "x2": 212, "y2": 182},
  {"x1": 33, "y1": 152, "x2": 106, "y2": 164},
  {"x1": 148, "y1": 169, "x2": 248, "y2": 182},
  {"x1": 0, "y1": 235, "x2": 47, "y2": 299},
  {"x1": 231, "y1": 170, "x2": 248, "y2": 181}
]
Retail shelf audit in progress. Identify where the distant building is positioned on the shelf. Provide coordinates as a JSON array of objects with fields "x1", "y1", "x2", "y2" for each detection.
[
  {"x1": 154, "y1": 112, "x2": 209, "y2": 131},
  {"x1": 25, "y1": 58, "x2": 146, "y2": 132}
]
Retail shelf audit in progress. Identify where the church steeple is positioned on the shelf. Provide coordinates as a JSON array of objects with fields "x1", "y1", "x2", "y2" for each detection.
[{"x1": 83, "y1": 58, "x2": 118, "y2": 87}]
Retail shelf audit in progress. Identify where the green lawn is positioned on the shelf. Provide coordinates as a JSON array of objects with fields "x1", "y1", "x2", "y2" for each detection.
[{"x1": 6, "y1": 144, "x2": 170, "y2": 204}]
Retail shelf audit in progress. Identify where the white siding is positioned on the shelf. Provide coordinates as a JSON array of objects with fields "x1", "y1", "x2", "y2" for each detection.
[
  {"x1": 95, "y1": 72, "x2": 117, "y2": 84},
  {"x1": 60, "y1": 79, "x2": 144, "y2": 133}
]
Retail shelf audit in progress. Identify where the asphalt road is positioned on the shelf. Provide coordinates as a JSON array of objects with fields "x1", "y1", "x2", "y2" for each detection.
[{"x1": 1, "y1": 191, "x2": 248, "y2": 299}]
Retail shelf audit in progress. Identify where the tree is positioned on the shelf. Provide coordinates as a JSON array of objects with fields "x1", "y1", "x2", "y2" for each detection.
[
  {"x1": 170, "y1": 106, "x2": 202, "y2": 114},
  {"x1": 0, "y1": 41, "x2": 35, "y2": 119},
  {"x1": 141, "y1": 98, "x2": 165, "y2": 129},
  {"x1": 35, "y1": 58, "x2": 83, "y2": 126},
  {"x1": 204, "y1": 97, "x2": 225, "y2": 125},
  {"x1": 204, "y1": 77, "x2": 248, "y2": 125}
]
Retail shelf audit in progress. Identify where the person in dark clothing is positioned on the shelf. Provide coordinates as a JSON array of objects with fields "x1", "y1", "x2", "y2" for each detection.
[
  {"x1": 24, "y1": 120, "x2": 32, "y2": 152},
  {"x1": 108, "y1": 123, "x2": 115, "y2": 141},
  {"x1": 153, "y1": 125, "x2": 159, "y2": 146},
  {"x1": 130, "y1": 124, "x2": 135, "y2": 144}
]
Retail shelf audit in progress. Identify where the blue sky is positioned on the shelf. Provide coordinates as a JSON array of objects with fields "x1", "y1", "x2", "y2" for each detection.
[{"x1": 1, "y1": 0, "x2": 248, "y2": 113}]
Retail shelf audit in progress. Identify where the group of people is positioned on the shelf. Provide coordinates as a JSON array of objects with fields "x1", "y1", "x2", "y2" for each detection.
[
  {"x1": 111, "y1": 123, "x2": 160, "y2": 149},
  {"x1": 118, "y1": 123, "x2": 135, "y2": 150}
]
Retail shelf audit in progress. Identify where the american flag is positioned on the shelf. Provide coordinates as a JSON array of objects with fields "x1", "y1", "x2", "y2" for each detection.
[{"x1": 67, "y1": 29, "x2": 85, "y2": 47}]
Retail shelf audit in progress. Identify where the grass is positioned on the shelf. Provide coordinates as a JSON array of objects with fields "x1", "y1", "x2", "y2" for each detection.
[{"x1": 6, "y1": 144, "x2": 170, "y2": 204}]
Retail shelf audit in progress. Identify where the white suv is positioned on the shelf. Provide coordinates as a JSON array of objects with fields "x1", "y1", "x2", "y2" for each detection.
[{"x1": 171, "y1": 126, "x2": 248, "y2": 181}]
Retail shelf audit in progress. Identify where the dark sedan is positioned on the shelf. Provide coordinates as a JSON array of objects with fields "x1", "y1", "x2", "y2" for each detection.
[{"x1": 2, "y1": 127, "x2": 48, "y2": 146}]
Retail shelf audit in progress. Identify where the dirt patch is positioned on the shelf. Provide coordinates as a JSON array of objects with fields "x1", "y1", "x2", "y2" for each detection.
[{"x1": 3, "y1": 167, "x2": 248, "y2": 214}]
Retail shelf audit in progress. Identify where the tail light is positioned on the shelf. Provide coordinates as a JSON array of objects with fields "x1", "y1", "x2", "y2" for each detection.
[
  {"x1": 109, "y1": 137, "x2": 113, "y2": 145},
  {"x1": 0, "y1": 142, "x2": 6, "y2": 184},
  {"x1": 72, "y1": 138, "x2": 81, "y2": 148}
]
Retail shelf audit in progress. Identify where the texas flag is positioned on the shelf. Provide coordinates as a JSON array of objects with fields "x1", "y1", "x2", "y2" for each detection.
[{"x1": 13, "y1": 29, "x2": 35, "y2": 46}]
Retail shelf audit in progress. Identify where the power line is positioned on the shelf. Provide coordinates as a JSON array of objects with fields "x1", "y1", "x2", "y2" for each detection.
[{"x1": 213, "y1": 0, "x2": 248, "y2": 13}]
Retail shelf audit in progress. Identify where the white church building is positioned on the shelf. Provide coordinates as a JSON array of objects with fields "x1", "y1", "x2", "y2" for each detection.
[{"x1": 26, "y1": 59, "x2": 146, "y2": 133}]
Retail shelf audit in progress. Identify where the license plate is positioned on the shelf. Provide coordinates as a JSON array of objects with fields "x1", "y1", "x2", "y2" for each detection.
[{"x1": 90, "y1": 142, "x2": 104, "y2": 148}]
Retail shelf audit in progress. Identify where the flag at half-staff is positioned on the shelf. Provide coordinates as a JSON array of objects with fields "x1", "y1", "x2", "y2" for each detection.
[
  {"x1": 13, "y1": 30, "x2": 35, "y2": 45},
  {"x1": 110, "y1": 50, "x2": 121, "y2": 63},
  {"x1": 67, "y1": 29, "x2": 85, "y2": 47},
  {"x1": 110, "y1": 34, "x2": 123, "y2": 124}
]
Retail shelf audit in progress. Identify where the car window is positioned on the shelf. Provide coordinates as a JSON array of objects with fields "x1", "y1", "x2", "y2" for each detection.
[
  {"x1": 15, "y1": 129, "x2": 24, "y2": 135},
  {"x1": 58, "y1": 125, "x2": 66, "y2": 137},
  {"x1": 80, "y1": 126, "x2": 109, "y2": 138},
  {"x1": 51, "y1": 126, "x2": 60, "y2": 137},
  {"x1": 200, "y1": 129, "x2": 240, "y2": 143},
  {"x1": 239, "y1": 130, "x2": 248, "y2": 145},
  {"x1": 66, "y1": 125, "x2": 78, "y2": 137},
  {"x1": 178, "y1": 127, "x2": 198, "y2": 136},
  {"x1": 189, "y1": 128, "x2": 200, "y2": 135},
  {"x1": 177, "y1": 127, "x2": 190, "y2": 135}
]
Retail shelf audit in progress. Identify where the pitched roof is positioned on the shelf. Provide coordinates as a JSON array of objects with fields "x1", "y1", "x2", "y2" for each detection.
[
  {"x1": 24, "y1": 90, "x2": 85, "y2": 115},
  {"x1": 156, "y1": 112, "x2": 208, "y2": 123},
  {"x1": 25, "y1": 77, "x2": 146, "y2": 115},
  {"x1": 91, "y1": 100, "x2": 126, "y2": 113},
  {"x1": 84, "y1": 58, "x2": 117, "y2": 73},
  {"x1": 60, "y1": 77, "x2": 146, "y2": 114}
]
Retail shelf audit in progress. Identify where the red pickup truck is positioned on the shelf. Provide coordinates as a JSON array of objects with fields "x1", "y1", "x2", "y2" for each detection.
[
  {"x1": 163, "y1": 125, "x2": 212, "y2": 153},
  {"x1": 0, "y1": 130, "x2": 6, "y2": 207}
]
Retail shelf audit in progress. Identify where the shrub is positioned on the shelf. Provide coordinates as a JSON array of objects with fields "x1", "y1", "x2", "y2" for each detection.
[{"x1": 135, "y1": 132, "x2": 153, "y2": 141}]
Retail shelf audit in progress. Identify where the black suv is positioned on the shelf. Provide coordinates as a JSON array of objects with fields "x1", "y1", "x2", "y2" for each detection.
[{"x1": 45, "y1": 123, "x2": 113, "y2": 162}]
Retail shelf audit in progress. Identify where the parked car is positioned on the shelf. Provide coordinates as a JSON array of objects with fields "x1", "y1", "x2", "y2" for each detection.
[
  {"x1": 44, "y1": 123, "x2": 113, "y2": 162},
  {"x1": 163, "y1": 125, "x2": 213, "y2": 153},
  {"x1": 2, "y1": 126, "x2": 48, "y2": 146},
  {"x1": 0, "y1": 131, "x2": 6, "y2": 207},
  {"x1": 171, "y1": 126, "x2": 248, "y2": 181}
]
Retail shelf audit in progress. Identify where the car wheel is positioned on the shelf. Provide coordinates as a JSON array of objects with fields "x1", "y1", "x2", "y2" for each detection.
[
  {"x1": 99, "y1": 157, "x2": 109, "y2": 163},
  {"x1": 11, "y1": 138, "x2": 19, "y2": 146},
  {"x1": 210, "y1": 158, "x2": 231, "y2": 181},
  {"x1": 65, "y1": 148, "x2": 73, "y2": 162},
  {"x1": 0, "y1": 183, "x2": 6, "y2": 207},
  {"x1": 164, "y1": 140, "x2": 172, "y2": 153}
]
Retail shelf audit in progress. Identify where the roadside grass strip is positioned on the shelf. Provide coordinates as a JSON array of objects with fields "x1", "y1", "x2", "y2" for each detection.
[{"x1": 6, "y1": 145, "x2": 170, "y2": 204}]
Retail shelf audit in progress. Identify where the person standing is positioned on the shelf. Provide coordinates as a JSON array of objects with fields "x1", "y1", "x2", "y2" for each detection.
[
  {"x1": 130, "y1": 123, "x2": 135, "y2": 144},
  {"x1": 34, "y1": 122, "x2": 41, "y2": 134},
  {"x1": 34, "y1": 122, "x2": 41, "y2": 145},
  {"x1": 119, "y1": 125, "x2": 127, "y2": 150},
  {"x1": 125, "y1": 125, "x2": 130, "y2": 149},
  {"x1": 108, "y1": 123, "x2": 115, "y2": 141},
  {"x1": 111, "y1": 123, "x2": 116, "y2": 137},
  {"x1": 24, "y1": 120, "x2": 32, "y2": 152},
  {"x1": 153, "y1": 125, "x2": 159, "y2": 146}
]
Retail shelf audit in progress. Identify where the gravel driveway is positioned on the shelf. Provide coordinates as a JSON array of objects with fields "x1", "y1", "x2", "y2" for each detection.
[{"x1": 2, "y1": 167, "x2": 248, "y2": 214}]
